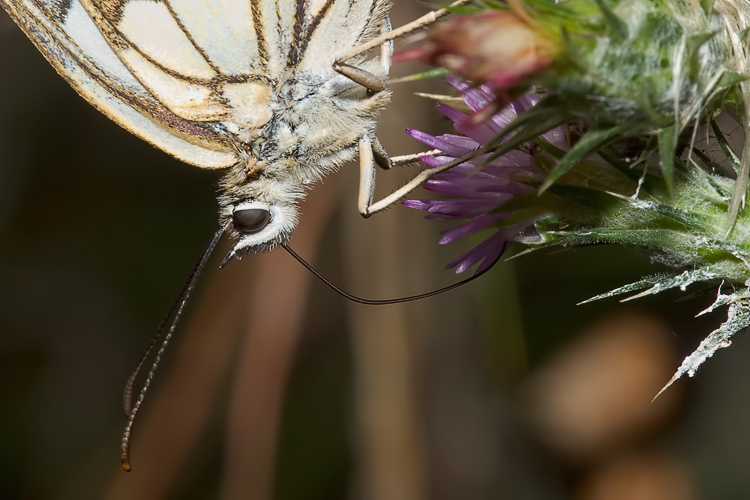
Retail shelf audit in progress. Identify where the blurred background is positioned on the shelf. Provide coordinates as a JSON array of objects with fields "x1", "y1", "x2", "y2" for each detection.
[{"x1": 3, "y1": 3, "x2": 750, "y2": 499}]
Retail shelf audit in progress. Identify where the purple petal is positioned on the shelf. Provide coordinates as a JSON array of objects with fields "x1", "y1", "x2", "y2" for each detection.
[
  {"x1": 490, "y1": 150, "x2": 534, "y2": 168},
  {"x1": 454, "y1": 122, "x2": 500, "y2": 145},
  {"x1": 510, "y1": 95, "x2": 539, "y2": 116},
  {"x1": 460, "y1": 87, "x2": 493, "y2": 113},
  {"x1": 438, "y1": 134, "x2": 481, "y2": 152},
  {"x1": 437, "y1": 103, "x2": 468, "y2": 124},
  {"x1": 404, "y1": 77, "x2": 570, "y2": 276},
  {"x1": 446, "y1": 231, "x2": 510, "y2": 275},
  {"x1": 542, "y1": 125, "x2": 569, "y2": 149},
  {"x1": 438, "y1": 103, "x2": 499, "y2": 144},
  {"x1": 474, "y1": 241, "x2": 510, "y2": 274},
  {"x1": 446, "y1": 234, "x2": 501, "y2": 274},
  {"x1": 420, "y1": 155, "x2": 476, "y2": 171},
  {"x1": 475, "y1": 183, "x2": 532, "y2": 196},
  {"x1": 426, "y1": 184, "x2": 513, "y2": 202},
  {"x1": 446, "y1": 74, "x2": 470, "y2": 93},
  {"x1": 425, "y1": 198, "x2": 498, "y2": 215},
  {"x1": 425, "y1": 213, "x2": 479, "y2": 221},
  {"x1": 439, "y1": 214, "x2": 506, "y2": 243},
  {"x1": 402, "y1": 199, "x2": 430, "y2": 210},
  {"x1": 407, "y1": 129, "x2": 474, "y2": 157}
]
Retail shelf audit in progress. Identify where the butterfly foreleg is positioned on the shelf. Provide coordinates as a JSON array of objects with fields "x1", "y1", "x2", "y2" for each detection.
[
  {"x1": 389, "y1": 150, "x2": 442, "y2": 167},
  {"x1": 372, "y1": 136, "x2": 392, "y2": 170},
  {"x1": 357, "y1": 137, "x2": 469, "y2": 217},
  {"x1": 359, "y1": 132, "x2": 421, "y2": 216},
  {"x1": 357, "y1": 135, "x2": 379, "y2": 218},
  {"x1": 361, "y1": 147, "x2": 489, "y2": 217},
  {"x1": 333, "y1": 62, "x2": 388, "y2": 93},
  {"x1": 352, "y1": 0, "x2": 473, "y2": 217},
  {"x1": 333, "y1": 15, "x2": 393, "y2": 94}
]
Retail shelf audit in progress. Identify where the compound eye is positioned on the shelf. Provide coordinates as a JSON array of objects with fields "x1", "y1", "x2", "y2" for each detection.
[{"x1": 232, "y1": 208, "x2": 271, "y2": 234}]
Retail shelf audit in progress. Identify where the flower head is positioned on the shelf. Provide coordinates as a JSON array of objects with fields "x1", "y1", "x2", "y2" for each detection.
[
  {"x1": 403, "y1": 77, "x2": 568, "y2": 274},
  {"x1": 394, "y1": 12, "x2": 555, "y2": 91},
  {"x1": 401, "y1": 0, "x2": 750, "y2": 397}
]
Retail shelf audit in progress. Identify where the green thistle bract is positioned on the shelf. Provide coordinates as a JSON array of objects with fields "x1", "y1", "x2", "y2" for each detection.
[
  {"x1": 524, "y1": 0, "x2": 750, "y2": 390},
  {"x1": 515, "y1": 0, "x2": 744, "y2": 196},
  {"x1": 402, "y1": 0, "x2": 750, "y2": 389}
]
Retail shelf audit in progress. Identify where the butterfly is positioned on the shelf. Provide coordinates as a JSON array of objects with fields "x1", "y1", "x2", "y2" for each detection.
[
  {"x1": 0, "y1": 0, "x2": 476, "y2": 263},
  {"x1": 0, "y1": 0, "x2": 405, "y2": 262},
  {"x1": 1, "y1": 0, "x2": 474, "y2": 470}
]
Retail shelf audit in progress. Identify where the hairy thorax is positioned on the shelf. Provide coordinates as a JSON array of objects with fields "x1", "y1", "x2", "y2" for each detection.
[{"x1": 219, "y1": 69, "x2": 391, "y2": 194}]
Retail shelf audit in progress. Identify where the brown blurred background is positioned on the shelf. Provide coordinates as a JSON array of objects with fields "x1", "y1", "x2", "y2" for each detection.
[{"x1": 3, "y1": 3, "x2": 750, "y2": 499}]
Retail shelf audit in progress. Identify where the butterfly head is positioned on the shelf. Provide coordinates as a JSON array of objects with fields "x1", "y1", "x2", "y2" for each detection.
[
  {"x1": 218, "y1": 198, "x2": 300, "y2": 267},
  {"x1": 217, "y1": 160, "x2": 305, "y2": 266}
]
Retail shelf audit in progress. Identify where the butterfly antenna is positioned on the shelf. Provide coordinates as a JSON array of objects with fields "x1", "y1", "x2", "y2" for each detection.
[
  {"x1": 122, "y1": 258, "x2": 204, "y2": 417},
  {"x1": 281, "y1": 242, "x2": 501, "y2": 305},
  {"x1": 121, "y1": 225, "x2": 226, "y2": 472}
]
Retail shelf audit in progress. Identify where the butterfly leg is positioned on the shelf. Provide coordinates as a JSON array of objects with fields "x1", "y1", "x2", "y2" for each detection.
[
  {"x1": 333, "y1": 62, "x2": 388, "y2": 93},
  {"x1": 336, "y1": 0, "x2": 472, "y2": 63},
  {"x1": 372, "y1": 136, "x2": 392, "y2": 170},
  {"x1": 333, "y1": 16, "x2": 393, "y2": 94},
  {"x1": 352, "y1": 1, "x2": 473, "y2": 216},
  {"x1": 360, "y1": 146, "x2": 487, "y2": 217},
  {"x1": 389, "y1": 150, "x2": 442, "y2": 167},
  {"x1": 358, "y1": 136, "x2": 379, "y2": 218},
  {"x1": 359, "y1": 136, "x2": 473, "y2": 217}
]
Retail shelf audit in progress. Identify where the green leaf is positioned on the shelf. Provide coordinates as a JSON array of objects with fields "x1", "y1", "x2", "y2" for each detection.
[
  {"x1": 525, "y1": 0, "x2": 590, "y2": 22},
  {"x1": 715, "y1": 71, "x2": 748, "y2": 92},
  {"x1": 545, "y1": 184, "x2": 621, "y2": 211},
  {"x1": 488, "y1": 193, "x2": 543, "y2": 214},
  {"x1": 446, "y1": 5, "x2": 479, "y2": 13},
  {"x1": 658, "y1": 125, "x2": 677, "y2": 197},
  {"x1": 534, "y1": 137, "x2": 568, "y2": 159},
  {"x1": 700, "y1": 0, "x2": 715, "y2": 15},
  {"x1": 559, "y1": 26, "x2": 587, "y2": 71},
  {"x1": 389, "y1": 68, "x2": 449, "y2": 84},
  {"x1": 724, "y1": 92, "x2": 744, "y2": 112},
  {"x1": 597, "y1": 140, "x2": 660, "y2": 194},
  {"x1": 595, "y1": 0, "x2": 628, "y2": 40},
  {"x1": 571, "y1": 228, "x2": 690, "y2": 248},
  {"x1": 485, "y1": 95, "x2": 569, "y2": 148},
  {"x1": 709, "y1": 119, "x2": 741, "y2": 173},
  {"x1": 479, "y1": 0, "x2": 506, "y2": 8},
  {"x1": 688, "y1": 150, "x2": 733, "y2": 198},
  {"x1": 625, "y1": 198, "x2": 713, "y2": 231},
  {"x1": 488, "y1": 193, "x2": 603, "y2": 227},
  {"x1": 539, "y1": 124, "x2": 634, "y2": 193},
  {"x1": 691, "y1": 147, "x2": 734, "y2": 177},
  {"x1": 686, "y1": 32, "x2": 716, "y2": 61},
  {"x1": 726, "y1": 149, "x2": 750, "y2": 236},
  {"x1": 493, "y1": 206, "x2": 560, "y2": 228},
  {"x1": 483, "y1": 115, "x2": 570, "y2": 168}
]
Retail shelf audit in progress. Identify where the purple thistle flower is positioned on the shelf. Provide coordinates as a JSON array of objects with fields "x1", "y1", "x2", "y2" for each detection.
[{"x1": 403, "y1": 76, "x2": 568, "y2": 274}]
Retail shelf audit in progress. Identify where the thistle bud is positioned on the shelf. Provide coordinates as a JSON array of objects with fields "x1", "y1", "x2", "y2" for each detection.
[{"x1": 395, "y1": 12, "x2": 555, "y2": 90}]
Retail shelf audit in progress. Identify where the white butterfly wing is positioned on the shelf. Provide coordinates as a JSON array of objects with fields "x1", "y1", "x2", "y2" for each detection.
[
  {"x1": 296, "y1": 0, "x2": 389, "y2": 77},
  {"x1": 2, "y1": 0, "x2": 389, "y2": 168},
  {"x1": 1, "y1": 0, "x2": 239, "y2": 168}
]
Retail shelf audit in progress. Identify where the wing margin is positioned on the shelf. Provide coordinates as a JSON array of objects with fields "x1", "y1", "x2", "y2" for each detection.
[{"x1": 2, "y1": 0, "x2": 238, "y2": 169}]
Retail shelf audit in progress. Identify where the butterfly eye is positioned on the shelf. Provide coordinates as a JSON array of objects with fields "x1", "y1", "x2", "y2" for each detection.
[{"x1": 232, "y1": 208, "x2": 271, "y2": 234}]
